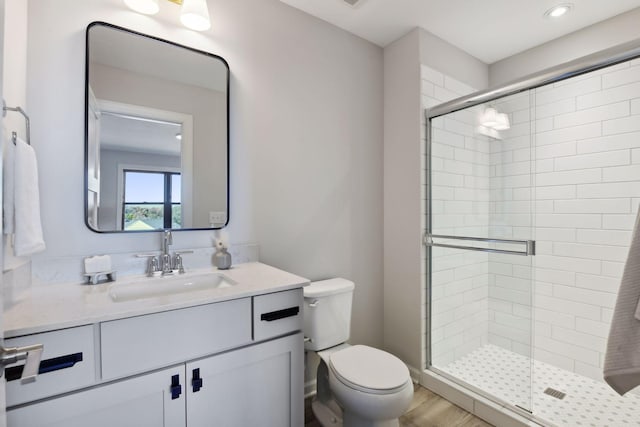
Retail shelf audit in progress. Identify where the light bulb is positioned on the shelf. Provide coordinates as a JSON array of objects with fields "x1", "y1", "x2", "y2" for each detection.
[
  {"x1": 550, "y1": 6, "x2": 569, "y2": 17},
  {"x1": 545, "y1": 3, "x2": 573, "y2": 19},
  {"x1": 123, "y1": 0, "x2": 159, "y2": 15},
  {"x1": 181, "y1": 0, "x2": 211, "y2": 31}
]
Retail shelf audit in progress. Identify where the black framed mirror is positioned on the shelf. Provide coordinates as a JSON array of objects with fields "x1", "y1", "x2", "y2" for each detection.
[{"x1": 85, "y1": 22, "x2": 229, "y2": 232}]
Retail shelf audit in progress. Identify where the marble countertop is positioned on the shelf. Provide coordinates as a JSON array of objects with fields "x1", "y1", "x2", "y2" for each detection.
[{"x1": 4, "y1": 262, "x2": 309, "y2": 338}]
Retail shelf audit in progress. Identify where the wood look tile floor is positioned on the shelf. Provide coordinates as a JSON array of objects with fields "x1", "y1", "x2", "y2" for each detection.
[{"x1": 304, "y1": 384, "x2": 493, "y2": 427}]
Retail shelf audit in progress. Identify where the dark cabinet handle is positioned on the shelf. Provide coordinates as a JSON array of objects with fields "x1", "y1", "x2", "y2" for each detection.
[
  {"x1": 260, "y1": 306, "x2": 300, "y2": 322},
  {"x1": 170, "y1": 374, "x2": 182, "y2": 400},
  {"x1": 192, "y1": 368, "x2": 203, "y2": 392},
  {"x1": 5, "y1": 352, "x2": 83, "y2": 382}
]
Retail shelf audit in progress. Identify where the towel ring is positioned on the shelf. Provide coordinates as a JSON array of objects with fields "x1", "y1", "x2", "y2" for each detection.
[{"x1": 2, "y1": 99, "x2": 31, "y2": 145}]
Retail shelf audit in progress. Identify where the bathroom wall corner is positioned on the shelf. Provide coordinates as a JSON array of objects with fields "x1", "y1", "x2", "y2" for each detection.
[{"x1": 383, "y1": 28, "x2": 423, "y2": 370}]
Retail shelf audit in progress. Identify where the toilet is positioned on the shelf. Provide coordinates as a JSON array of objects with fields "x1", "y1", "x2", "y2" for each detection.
[{"x1": 304, "y1": 278, "x2": 413, "y2": 427}]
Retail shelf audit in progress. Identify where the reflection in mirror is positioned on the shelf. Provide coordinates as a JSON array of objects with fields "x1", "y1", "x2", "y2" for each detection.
[{"x1": 85, "y1": 22, "x2": 229, "y2": 232}]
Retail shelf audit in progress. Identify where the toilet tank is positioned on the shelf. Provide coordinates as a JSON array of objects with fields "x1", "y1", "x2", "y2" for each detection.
[{"x1": 303, "y1": 278, "x2": 355, "y2": 351}]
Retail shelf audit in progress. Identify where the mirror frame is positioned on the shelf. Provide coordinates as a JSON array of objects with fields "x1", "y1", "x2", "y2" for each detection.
[{"x1": 84, "y1": 21, "x2": 230, "y2": 233}]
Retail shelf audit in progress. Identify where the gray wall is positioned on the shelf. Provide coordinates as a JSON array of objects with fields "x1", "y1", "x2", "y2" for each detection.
[
  {"x1": 383, "y1": 28, "x2": 423, "y2": 371},
  {"x1": 418, "y1": 28, "x2": 488, "y2": 92},
  {"x1": 490, "y1": 8, "x2": 640, "y2": 86},
  {"x1": 27, "y1": 0, "x2": 384, "y2": 347}
]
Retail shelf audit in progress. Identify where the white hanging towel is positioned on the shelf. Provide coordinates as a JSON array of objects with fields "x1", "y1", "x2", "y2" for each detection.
[
  {"x1": 3, "y1": 133, "x2": 15, "y2": 234},
  {"x1": 604, "y1": 206, "x2": 640, "y2": 395},
  {"x1": 13, "y1": 138, "x2": 45, "y2": 256}
]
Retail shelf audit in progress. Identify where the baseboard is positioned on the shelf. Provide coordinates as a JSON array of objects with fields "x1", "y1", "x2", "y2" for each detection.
[{"x1": 407, "y1": 364, "x2": 422, "y2": 384}]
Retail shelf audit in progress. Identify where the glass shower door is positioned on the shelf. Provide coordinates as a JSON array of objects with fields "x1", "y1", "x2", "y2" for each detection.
[{"x1": 426, "y1": 91, "x2": 536, "y2": 413}]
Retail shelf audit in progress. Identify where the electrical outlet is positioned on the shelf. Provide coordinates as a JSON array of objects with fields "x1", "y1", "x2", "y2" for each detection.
[{"x1": 209, "y1": 211, "x2": 226, "y2": 224}]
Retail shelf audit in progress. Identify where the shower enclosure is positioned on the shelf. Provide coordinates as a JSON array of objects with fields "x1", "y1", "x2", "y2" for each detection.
[{"x1": 425, "y1": 40, "x2": 640, "y2": 426}]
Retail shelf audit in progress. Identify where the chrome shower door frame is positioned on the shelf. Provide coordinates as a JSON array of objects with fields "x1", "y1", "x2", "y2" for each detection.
[{"x1": 424, "y1": 36, "x2": 640, "y2": 422}]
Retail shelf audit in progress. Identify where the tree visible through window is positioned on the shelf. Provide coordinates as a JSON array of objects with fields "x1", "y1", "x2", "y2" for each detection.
[{"x1": 122, "y1": 170, "x2": 181, "y2": 230}]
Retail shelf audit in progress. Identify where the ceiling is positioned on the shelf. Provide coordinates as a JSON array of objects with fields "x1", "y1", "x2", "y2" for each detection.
[
  {"x1": 279, "y1": 0, "x2": 640, "y2": 63},
  {"x1": 100, "y1": 113, "x2": 182, "y2": 157}
]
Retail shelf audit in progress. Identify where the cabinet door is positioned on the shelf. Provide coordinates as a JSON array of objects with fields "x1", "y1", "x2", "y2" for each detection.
[
  {"x1": 186, "y1": 332, "x2": 303, "y2": 427},
  {"x1": 7, "y1": 365, "x2": 186, "y2": 427}
]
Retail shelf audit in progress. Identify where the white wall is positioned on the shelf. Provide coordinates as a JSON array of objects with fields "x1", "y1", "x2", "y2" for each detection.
[
  {"x1": 490, "y1": 8, "x2": 640, "y2": 86},
  {"x1": 2, "y1": 0, "x2": 28, "y2": 271},
  {"x1": 26, "y1": 0, "x2": 383, "y2": 347}
]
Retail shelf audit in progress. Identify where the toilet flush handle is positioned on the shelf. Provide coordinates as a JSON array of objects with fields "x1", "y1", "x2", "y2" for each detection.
[{"x1": 308, "y1": 300, "x2": 319, "y2": 308}]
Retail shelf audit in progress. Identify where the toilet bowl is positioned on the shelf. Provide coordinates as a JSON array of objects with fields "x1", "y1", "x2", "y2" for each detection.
[
  {"x1": 304, "y1": 279, "x2": 413, "y2": 427},
  {"x1": 327, "y1": 345, "x2": 414, "y2": 427}
]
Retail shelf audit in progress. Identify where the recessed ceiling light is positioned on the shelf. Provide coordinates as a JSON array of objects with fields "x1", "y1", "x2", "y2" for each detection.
[{"x1": 545, "y1": 3, "x2": 573, "y2": 19}]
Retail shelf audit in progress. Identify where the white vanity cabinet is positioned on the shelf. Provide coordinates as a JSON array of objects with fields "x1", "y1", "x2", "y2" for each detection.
[
  {"x1": 8, "y1": 365, "x2": 186, "y2": 427},
  {"x1": 186, "y1": 332, "x2": 302, "y2": 426},
  {"x1": 6, "y1": 288, "x2": 304, "y2": 427}
]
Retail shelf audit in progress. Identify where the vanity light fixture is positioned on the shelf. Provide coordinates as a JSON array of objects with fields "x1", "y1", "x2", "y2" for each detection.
[
  {"x1": 123, "y1": 0, "x2": 160, "y2": 15},
  {"x1": 480, "y1": 107, "x2": 510, "y2": 131},
  {"x1": 180, "y1": 0, "x2": 211, "y2": 31},
  {"x1": 480, "y1": 107, "x2": 498, "y2": 128},
  {"x1": 493, "y1": 113, "x2": 510, "y2": 131},
  {"x1": 544, "y1": 3, "x2": 573, "y2": 19},
  {"x1": 123, "y1": 0, "x2": 211, "y2": 31}
]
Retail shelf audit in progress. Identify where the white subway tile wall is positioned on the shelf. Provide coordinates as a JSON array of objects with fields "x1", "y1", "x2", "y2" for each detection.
[
  {"x1": 424, "y1": 58, "x2": 640, "y2": 390},
  {"x1": 421, "y1": 65, "x2": 488, "y2": 367},
  {"x1": 493, "y1": 59, "x2": 639, "y2": 383}
]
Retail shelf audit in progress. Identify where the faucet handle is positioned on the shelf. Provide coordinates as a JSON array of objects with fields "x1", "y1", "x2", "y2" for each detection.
[
  {"x1": 175, "y1": 253, "x2": 185, "y2": 274},
  {"x1": 136, "y1": 254, "x2": 160, "y2": 276},
  {"x1": 174, "y1": 251, "x2": 193, "y2": 274}
]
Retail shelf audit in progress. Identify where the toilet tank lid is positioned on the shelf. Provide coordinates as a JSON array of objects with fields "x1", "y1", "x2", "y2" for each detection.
[{"x1": 304, "y1": 278, "x2": 355, "y2": 298}]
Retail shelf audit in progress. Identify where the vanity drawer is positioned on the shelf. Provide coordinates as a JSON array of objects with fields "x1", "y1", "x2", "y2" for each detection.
[
  {"x1": 100, "y1": 298, "x2": 252, "y2": 380},
  {"x1": 253, "y1": 289, "x2": 303, "y2": 341},
  {"x1": 5, "y1": 325, "x2": 96, "y2": 407}
]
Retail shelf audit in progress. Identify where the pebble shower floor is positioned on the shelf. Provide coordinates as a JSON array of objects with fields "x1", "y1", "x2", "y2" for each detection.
[{"x1": 443, "y1": 344, "x2": 640, "y2": 426}]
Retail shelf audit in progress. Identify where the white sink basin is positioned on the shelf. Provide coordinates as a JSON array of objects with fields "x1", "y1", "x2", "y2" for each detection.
[{"x1": 109, "y1": 273, "x2": 236, "y2": 302}]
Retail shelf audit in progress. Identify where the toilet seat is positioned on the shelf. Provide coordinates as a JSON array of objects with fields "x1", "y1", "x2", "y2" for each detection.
[{"x1": 328, "y1": 345, "x2": 410, "y2": 395}]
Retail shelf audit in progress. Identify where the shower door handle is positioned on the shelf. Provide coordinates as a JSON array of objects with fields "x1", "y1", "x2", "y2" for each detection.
[{"x1": 424, "y1": 233, "x2": 535, "y2": 256}]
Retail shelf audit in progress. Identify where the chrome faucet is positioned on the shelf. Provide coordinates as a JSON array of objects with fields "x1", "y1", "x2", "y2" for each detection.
[
  {"x1": 136, "y1": 230, "x2": 193, "y2": 276},
  {"x1": 161, "y1": 230, "x2": 173, "y2": 275}
]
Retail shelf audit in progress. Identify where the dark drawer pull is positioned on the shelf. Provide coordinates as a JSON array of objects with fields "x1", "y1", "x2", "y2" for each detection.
[
  {"x1": 170, "y1": 374, "x2": 182, "y2": 400},
  {"x1": 260, "y1": 306, "x2": 299, "y2": 322},
  {"x1": 5, "y1": 352, "x2": 83, "y2": 382},
  {"x1": 192, "y1": 368, "x2": 203, "y2": 392}
]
